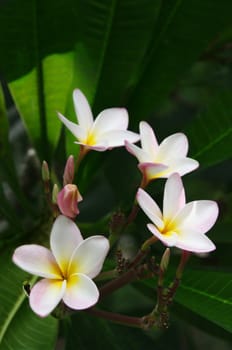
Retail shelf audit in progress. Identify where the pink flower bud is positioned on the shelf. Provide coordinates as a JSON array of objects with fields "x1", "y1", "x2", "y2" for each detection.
[
  {"x1": 63, "y1": 155, "x2": 75, "y2": 185},
  {"x1": 57, "y1": 184, "x2": 82, "y2": 218}
]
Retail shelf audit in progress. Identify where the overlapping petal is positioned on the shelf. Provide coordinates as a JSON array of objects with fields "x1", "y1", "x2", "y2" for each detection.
[
  {"x1": 68, "y1": 236, "x2": 110, "y2": 278},
  {"x1": 138, "y1": 162, "x2": 168, "y2": 179},
  {"x1": 92, "y1": 108, "x2": 129, "y2": 134},
  {"x1": 140, "y1": 121, "x2": 158, "y2": 157},
  {"x1": 163, "y1": 173, "x2": 185, "y2": 220},
  {"x1": 137, "y1": 188, "x2": 163, "y2": 229},
  {"x1": 63, "y1": 273, "x2": 99, "y2": 310},
  {"x1": 57, "y1": 112, "x2": 87, "y2": 141},
  {"x1": 147, "y1": 224, "x2": 178, "y2": 247},
  {"x1": 174, "y1": 229, "x2": 216, "y2": 252},
  {"x1": 157, "y1": 133, "x2": 188, "y2": 161},
  {"x1": 125, "y1": 141, "x2": 149, "y2": 163},
  {"x1": 13, "y1": 245, "x2": 61, "y2": 279},
  {"x1": 30, "y1": 279, "x2": 66, "y2": 317},
  {"x1": 176, "y1": 200, "x2": 219, "y2": 234},
  {"x1": 50, "y1": 215, "x2": 83, "y2": 275},
  {"x1": 73, "y1": 89, "x2": 93, "y2": 130}
]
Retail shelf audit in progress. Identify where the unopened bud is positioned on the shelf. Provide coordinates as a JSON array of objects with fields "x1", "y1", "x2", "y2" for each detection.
[
  {"x1": 57, "y1": 184, "x2": 82, "y2": 218},
  {"x1": 63, "y1": 155, "x2": 75, "y2": 185},
  {"x1": 42, "y1": 160, "x2": 50, "y2": 182},
  {"x1": 160, "y1": 248, "x2": 170, "y2": 273},
  {"x1": 52, "y1": 184, "x2": 59, "y2": 204}
]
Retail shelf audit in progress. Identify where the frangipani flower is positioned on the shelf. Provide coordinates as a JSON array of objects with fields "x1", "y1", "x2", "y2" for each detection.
[
  {"x1": 58, "y1": 89, "x2": 140, "y2": 151},
  {"x1": 125, "y1": 121, "x2": 199, "y2": 182},
  {"x1": 13, "y1": 215, "x2": 109, "y2": 317},
  {"x1": 137, "y1": 173, "x2": 219, "y2": 253}
]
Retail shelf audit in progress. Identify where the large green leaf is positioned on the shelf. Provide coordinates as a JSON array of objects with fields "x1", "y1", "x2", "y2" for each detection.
[
  {"x1": 0, "y1": 250, "x2": 58, "y2": 350},
  {"x1": 186, "y1": 92, "x2": 232, "y2": 167},
  {"x1": 0, "y1": 0, "x2": 77, "y2": 159},
  {"x1": 143, "y1": 268, "x2": 232, "y2": 334},
  {"x1": 128, "y1": 0, "x2": 232, "y2": 121}
]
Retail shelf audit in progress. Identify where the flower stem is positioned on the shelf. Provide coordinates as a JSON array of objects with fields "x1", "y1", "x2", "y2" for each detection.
[{"x1": 86, "y1": 308, "x2": 144, "y2": 328}]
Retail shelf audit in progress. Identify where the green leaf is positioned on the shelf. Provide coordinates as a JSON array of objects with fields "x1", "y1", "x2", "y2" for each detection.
[
  {"x1": 65, "y1": 312, "x2": 155, "y2": 350},
  {"x1": 0, "y1": 1, "x2": 76, "y2": 159},
  {"x1": 0, "y1": 250, "x2": 58, "y2": 350},
  {"x1": 186, "y1": 91, "x2": 232, "y2": 167},
  {"x1": 143, "y1": 268, "x2": 232, "y2": 334},
  {"x1": 128, "y1": 0, "x2": 232, "y2": 120}
]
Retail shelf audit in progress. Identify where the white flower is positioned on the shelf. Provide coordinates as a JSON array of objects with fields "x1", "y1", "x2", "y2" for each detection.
[
  {"x1": 58, "y1": 89, "x2": 140, "y2": 151},
  {"x1": 137, "y1": 173, "x2": 219, "y2": 253},
  {"x1": 13, "y1": 216, "x2": 109, "y2": 317},
  {"x1": 125, "y1": 121, "x2": 199, "y2": 181}
]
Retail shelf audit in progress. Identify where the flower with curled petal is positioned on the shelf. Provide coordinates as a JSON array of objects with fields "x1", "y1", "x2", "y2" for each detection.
[
  {"x1": 125, "y1": 121, "x2": 199, "y2": 183},
  {"x1": 13, "y1": 215, "x2": 109, "y2": 317},
  {"x1": 137, "y1": 173, "x2": 218, "y2": 253},
  {"x1": 58, "y1": 89, "x2": 140, "y2": 151}
]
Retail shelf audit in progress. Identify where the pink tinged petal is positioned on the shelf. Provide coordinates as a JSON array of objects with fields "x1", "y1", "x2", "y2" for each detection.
[
  {"x1": 13, "y1": 245, "x2": 61, "y2": 279},
  {"x1": 30, "y1": 279, "x2": 66, "y2": 317},
  {"x1": 163, "y1": 157, "x2": 199, "y2": 177},
  {"x1": 176, "y1": 200, "x2": 219, "y2": 234},
  {"x1": 73, "y1": 89, "x2": 93, "y2": 130},
  {"x1": 136, "y1": 188, "x2": 164, "y2": 229},
  {"x1": 57, "y1": 112, "x2": 86, "y2": 141},
  {"x1": 138, "y1": 162, "x2": 168, "y2": 180},
  {"x1": 125, "y1": 141, "x2": 149, "y2": 163},
  {"x1": 147, "y1": 224, "x2": 178, "y2": 247},
  {"x1": 157, "y1": 133, "x2": 189, "y2": 162},
  {"x1": 140, "y1": 121, "x2": 159, "y2": 157},
  {"x1": 97, "y1": 130, "x2": 140, "y2": 148},
  {"x1": 57, "y1": 185, "x2": 80, "y2": 218},
  {"x1": 50, "y1": 216, "x2": 83, "y2": 275},
  {"x1": 68, "y1": 236, "x2": 110, "y2": 279},
  {"x1": 175, "y1": 230, "x2": 216, "y2": 253},
  {"x1": 93, "y1": 108, "x2": 129, "y2": 135},
  {"x1": 63, "y1": 273, "x2": 99, "y2": 310},
  {"x1": 163, "y1": 173, "x2": 186, "y2": 220}
]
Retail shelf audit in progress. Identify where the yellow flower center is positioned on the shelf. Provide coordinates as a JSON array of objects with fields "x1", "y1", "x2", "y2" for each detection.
[
  {"x1": 160, "y1": 219, "x2": 178, "y2": 236},
  {"x1": 84, "y1": 132, "x2": 96, "y2": 146}
]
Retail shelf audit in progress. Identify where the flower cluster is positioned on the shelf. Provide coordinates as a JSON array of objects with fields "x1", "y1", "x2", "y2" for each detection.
[{"x1": 13, "y1": 89, "x2": 219, "y2": 319}]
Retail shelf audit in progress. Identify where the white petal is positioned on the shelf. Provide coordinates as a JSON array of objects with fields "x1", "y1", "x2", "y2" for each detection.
[
  {"x1": 125, "y1": 141, "x2": 149, "y2": 163},
  {"x1": 73, "y1": 89, "x2": 93, "y2": 130},
  {"x1": 163, "y1": 173, "x2": 185, "y2": 220},
  {"x1": 96, "y1": 130, "x2": 140, "y2": 148},
  {"x1": 157, "y1": 133, "x2": 189, "y2": 162},
  {"x1": 30, "y1": 279, "x2": 66, "y2": 317},
  {"x1": 58, "y1": 112, "x2": 86, "y2": 141},
  {"x1": 68, "y1": 236, "x2": 110, "y2": 278},
  {"x1": 50, "y1": 215, "x2": 83, "y2": 275},
  {"x1": 140, "y1": 121, "x2": 159, "y2": 157},
  {"x1": 163, "y1": 157, "x2": 199, "y2": 177},
  {"x1": 136, "y1": 188, "x2": 163, "y2": 229},
  {"x1": 176, "y1": 200, "x2": 219, "y2": 234},
  {"x1": 138, "y1": 162, "x2": 168, "y2": 179},
  {"x1": 93, "y1": 108, "x2": 129, "y2": 135},
  {"x1": 147, "y1": 224, "x2": 178, "y2": 247},
  {"x1": 63, "y1": 273, "x2": 99, "y2": 310},
  {"x1": 176, "y1": 230, "x2": 216, "y2": 253},
  {"x1": 13, "y1": 245, "x2": 61, "y2": 279}
]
